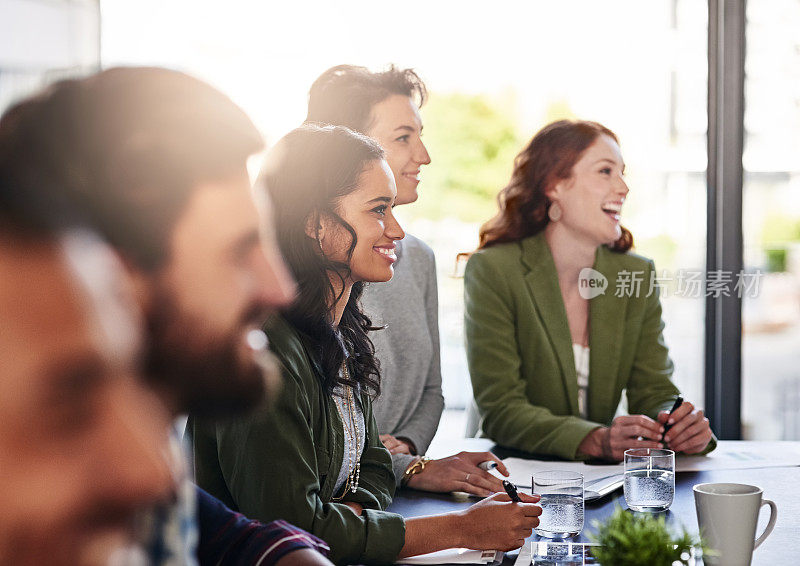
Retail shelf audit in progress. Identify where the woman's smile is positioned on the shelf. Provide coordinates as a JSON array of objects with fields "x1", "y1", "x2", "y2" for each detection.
[
  {"x1": 601, "y1": 199, "x2": 624, "y2": 223},
  {"x1": 373, "y1": 244, "x2": 398, "y2": 263}
]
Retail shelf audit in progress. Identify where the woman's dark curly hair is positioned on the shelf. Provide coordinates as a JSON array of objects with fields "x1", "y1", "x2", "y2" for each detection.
[
  {"x1": 479, "y1": 119, "x2": 633, "y2": 252},
  {"x1": 258, "y1": 124, "x2": 385, "y2": 395}
]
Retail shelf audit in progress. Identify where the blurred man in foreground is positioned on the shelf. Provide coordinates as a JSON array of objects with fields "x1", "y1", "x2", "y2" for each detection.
[
  {"x1": 0, "y1": 68, "x2": 331, "y2": 565},
  {"x1": 0, "y1": 202, "x2": 173, "y2": 564}
]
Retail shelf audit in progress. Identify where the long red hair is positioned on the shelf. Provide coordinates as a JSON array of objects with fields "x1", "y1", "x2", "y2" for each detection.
[{"x1": 478, "y1": 119, "x2": 633, "y2": 252}]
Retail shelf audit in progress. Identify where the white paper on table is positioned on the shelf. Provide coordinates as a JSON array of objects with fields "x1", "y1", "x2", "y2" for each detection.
[
  {"x1": 396, "y1": 549, "x2": 503, "y2": 565},
  {"x1": 676, "y1": 440, "x2": 800, "y2": 472},
  {"x1": 499, "y1": 441, "x2": 800, "y2": 490},
  {"x1": 496, "y1": 458, "x2": 624, "y2": 489}
]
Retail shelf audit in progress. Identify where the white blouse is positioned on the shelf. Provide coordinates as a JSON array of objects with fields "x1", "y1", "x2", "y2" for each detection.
[
  {"x1": 572, "y1": 344, "x2": 590, "y2": 419},
  {"x1": 331, "y1": 383, "x2": 365, "y2": 496}
]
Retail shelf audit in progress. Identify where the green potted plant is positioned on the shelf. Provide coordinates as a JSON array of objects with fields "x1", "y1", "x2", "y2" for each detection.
[{"x1": 589, "y1": 506, "x2": 707, "y2": 565}]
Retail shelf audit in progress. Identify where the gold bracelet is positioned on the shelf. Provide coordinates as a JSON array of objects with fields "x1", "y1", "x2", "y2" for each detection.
[{"x1": 401, "y1": 456, "x2": 431, "y2": 487}]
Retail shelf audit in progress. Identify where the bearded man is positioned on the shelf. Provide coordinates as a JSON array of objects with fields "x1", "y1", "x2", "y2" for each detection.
[{"x1": 0, "y1": 67, "x2": 332, "y2": 566}]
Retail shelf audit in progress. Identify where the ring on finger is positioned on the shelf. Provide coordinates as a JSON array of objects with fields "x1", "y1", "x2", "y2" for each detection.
[{"x1": 465, "y1": 473, "x2": 470, "y2": 483}]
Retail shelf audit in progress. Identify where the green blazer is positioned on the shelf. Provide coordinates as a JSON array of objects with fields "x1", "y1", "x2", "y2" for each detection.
[
  {"x1": 190, "y1": 316, "x2": 405, "y2": 565},
  {"x1": 465, "y1": 232, "x2": 691, "y2": 461}
]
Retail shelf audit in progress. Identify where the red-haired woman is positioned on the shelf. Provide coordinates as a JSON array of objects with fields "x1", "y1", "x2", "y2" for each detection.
[{"x1": 464, "y1": 120, "x2": 714, "y2": 462}]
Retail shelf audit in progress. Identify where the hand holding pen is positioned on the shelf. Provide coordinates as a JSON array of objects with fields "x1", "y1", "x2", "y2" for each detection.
[
  {"x1": 456, "y1": 487, "x2": 541, "y2": 551},
  {"x1": 580, "y1": 414, "x2": 665, "y2": 462},
  {"x1": 660, "y1": 396, "x2": 683, "y2": 441},
  {"x1": 503, "y1": 480, "x2": 521, "y2": 502},
  {"x1": 657, "y1": 396, "x2": 713, "y2": 454}
]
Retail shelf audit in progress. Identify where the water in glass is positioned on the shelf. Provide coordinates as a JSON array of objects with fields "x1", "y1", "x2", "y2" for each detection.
[
  {"x1": 624, "y1": 469, "x2": 675, "y2": 512},
  {"x1": 623, "y1": 448, "x2": 675, "y2": 512},
  {"x1": 535, "y1": 493, "x2": 584, "y2": 538},
  {"x1": 533, "y1": 471, "x2": 584, "y2": 539}
]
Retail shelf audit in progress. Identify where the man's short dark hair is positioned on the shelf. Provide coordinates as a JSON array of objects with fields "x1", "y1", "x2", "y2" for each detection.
[
  {"x1": 305, "y1": 64, "x2": 427, "y2": 134},
  {"x1": 0, "y1": 67, "x2": 264, "y2": 269}
]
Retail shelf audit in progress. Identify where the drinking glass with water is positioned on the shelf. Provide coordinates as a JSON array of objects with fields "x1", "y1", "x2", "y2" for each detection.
[
  {"x1": 532, "y1": 471, "x2": 584, "y2": 539},
  {"x1": 623, "y1": 448, "x2": 675, "y2": 512}
]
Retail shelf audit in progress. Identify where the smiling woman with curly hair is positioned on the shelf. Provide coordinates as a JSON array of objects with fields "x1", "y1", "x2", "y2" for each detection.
[
  {"x1": 192, "y1": 124, "x2": 542, "y2": 565},
  {"x1": 466, "y1": 119, "x2": 715, "y2": 463}
]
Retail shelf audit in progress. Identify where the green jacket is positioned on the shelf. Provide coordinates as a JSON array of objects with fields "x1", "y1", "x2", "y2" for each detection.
[
  {"x1": 190, "y1": 316, "x2": 405, "y2": 565},
  {"x1": 464, "y1": 233, "x2": 712, "y2": 460}
]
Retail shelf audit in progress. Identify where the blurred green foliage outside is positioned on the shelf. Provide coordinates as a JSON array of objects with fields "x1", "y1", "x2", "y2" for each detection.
[
  {"x1": 761, "y1": 213, "x2": 800, "y2": 246},
  {"x1": 760, "y1": 212, "x2": 800, "y2": 272},
  {"x1": 412, "y1": 92, "x2": 523, "y2": 223}
]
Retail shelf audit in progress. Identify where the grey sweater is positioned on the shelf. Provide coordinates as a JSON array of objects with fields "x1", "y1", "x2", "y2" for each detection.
[{"x1": 361, "y1": 234, "x2": 445, "y2": 485}]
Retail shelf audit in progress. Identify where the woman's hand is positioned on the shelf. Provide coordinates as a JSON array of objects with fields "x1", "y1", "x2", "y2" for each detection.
[
  {"x1": 578, "y1": 415, "x2": 664, "y2": 462},
  {"x1": 380, "y1": 434, "x2": 414, "y2": 455},
  {"x1": 406, "y1": 451, "x2": 508, "y2": 496},
  {"x1": 399, "y1": 492, "x2": 540, "y2": 558},
  {"x1": 658, "y1": 401, "x2": 712, "y2": 454},
  {"x1": 455, "y1": 492, "x2": 541, "y2": 551}
]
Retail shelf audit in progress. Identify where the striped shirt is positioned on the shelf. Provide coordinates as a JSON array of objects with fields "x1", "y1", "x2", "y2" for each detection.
[{"x1": 196, "y1": 487, "x2": 330, "y2": 566}]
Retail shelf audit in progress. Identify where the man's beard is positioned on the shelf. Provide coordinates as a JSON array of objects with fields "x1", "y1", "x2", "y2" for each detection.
[{"x1": 143, "y1": 288, "x2": 281, "y2": 418}]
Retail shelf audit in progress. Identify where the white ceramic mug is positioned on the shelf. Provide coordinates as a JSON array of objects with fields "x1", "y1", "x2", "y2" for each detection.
[{"x1": 693, "y1": 483, "x2": 777, "y2": 566}]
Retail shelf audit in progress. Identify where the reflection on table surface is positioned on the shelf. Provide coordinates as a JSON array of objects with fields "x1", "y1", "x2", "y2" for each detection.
[
  {"x1": 526, "y1": 541, "x2": 599, "y2": 565},
  {"x1": 517, "y1": 540, "x2": 704, "y2": 565}
]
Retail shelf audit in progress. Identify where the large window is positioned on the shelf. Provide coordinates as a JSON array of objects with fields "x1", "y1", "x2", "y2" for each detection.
[
  {"x1": 101, "y1": 0, "x2": 800, "y2": 440},
  {"x1": 742, "y1": 0, "x2": 800, "y2": 440},
  {"x1": 101, "y1": 1, "x2": 711, "y2": 432}
]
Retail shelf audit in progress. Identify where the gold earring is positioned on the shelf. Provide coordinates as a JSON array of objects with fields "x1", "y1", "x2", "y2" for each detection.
[{"x1": 548, "y1": 202, "x2": 562, "y2": 222}]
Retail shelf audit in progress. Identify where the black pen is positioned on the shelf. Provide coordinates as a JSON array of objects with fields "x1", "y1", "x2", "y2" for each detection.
[
  {"x1": 502, "y1": 480, "x2": 521, "y2": 502},
  {"x1": 661, "y1": 396, "x2": 683, "y2": 442}
]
